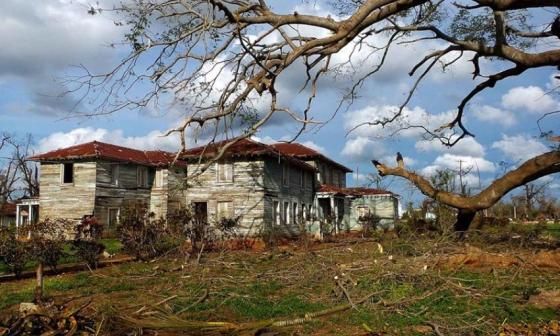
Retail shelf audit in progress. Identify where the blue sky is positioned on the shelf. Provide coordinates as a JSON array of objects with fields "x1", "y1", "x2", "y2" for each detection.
[{"x1": 0, "y1": 0, "x2": 558, "y2": 205}]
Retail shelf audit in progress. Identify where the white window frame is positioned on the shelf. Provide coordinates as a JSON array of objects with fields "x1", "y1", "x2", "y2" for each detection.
[
  {"x1": 110, "y1": 165, "x2": 120, "y2": 186},
  {"x1": 107, "y1": 207, "x2": 120, "y2": 227},
  {"x1": 216, "y1": 162, "x2": 233, "y2": 183},
  {"x1": 60, "y1": 162, "x2": 74, "y2": 184},
  {"x1": 283, "y1": 201, "x2": 290, "y2": 225},
  {"x1": 217, "y1": 200, "x2": 233, "y2": 219},
  {"x1": 273, "y1": 200, "x2": 280, "y2": 226}
]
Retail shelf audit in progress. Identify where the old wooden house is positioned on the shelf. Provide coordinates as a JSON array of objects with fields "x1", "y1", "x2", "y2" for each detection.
[
  {"x1": 30, "y1": 141, "x2": 186, "y2": 231},
  {"x1": 29, "y1": 139, "x2": 398, "y2": 236}
]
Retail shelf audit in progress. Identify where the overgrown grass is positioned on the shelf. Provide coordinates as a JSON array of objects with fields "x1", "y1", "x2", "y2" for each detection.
[{"x1": 1, "y1": 232, "x2": 559, "y2": 335}]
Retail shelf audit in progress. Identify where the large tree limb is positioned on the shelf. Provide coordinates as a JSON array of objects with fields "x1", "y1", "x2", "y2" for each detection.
[{"x1": 372, "y1": 150, "x2": 560, "y2": 211}]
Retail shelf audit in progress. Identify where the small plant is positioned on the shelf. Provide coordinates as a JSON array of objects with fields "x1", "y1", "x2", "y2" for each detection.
[
  {"x1": 358, "y1": 212, "x2": 381, "y2": 237},
  {"x1": 118, "y1": 205, "x2": 173, "y2": 260},
  {"x1": 0, "y1": 227, "x2": 30, "y2": 278},
  {"x1": 72, "y1": 215, "x2": 105, "y2": 268}
]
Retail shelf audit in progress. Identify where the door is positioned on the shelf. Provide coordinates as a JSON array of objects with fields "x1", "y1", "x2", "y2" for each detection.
[{"x1": 193, "y1": 202, "x2": 208, "y2": 224}]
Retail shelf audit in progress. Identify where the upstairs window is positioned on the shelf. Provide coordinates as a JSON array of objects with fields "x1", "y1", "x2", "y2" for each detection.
[
  {"x1": 217, "y1": 162, "x2": 233, "y2": 182},
  {"x1": 300, "y1": 171, "x2": 305, "y2": 188},
  {"x1": 61, "y1": 163, "x2": 74, "y2": 184},
  {"x1": 110, "y1": 165, "x2": 119, "y2": 186},
  {"x1": 282, "y1": 164, "x2": 289, "y2": 186},
  {"x1": 137, "y1": 166, "x2": 148, "y2": 187}
]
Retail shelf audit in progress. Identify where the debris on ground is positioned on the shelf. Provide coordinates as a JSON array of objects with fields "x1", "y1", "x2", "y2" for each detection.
[
  {"x1": 499, "y1": 320, "x2": 560, "y2": 336},
  {"x1": 0, "y1": 299, "x2": 96, "y2": 336},
  {"x1": 528, "y1": 290, "x2": 560, "y2": 309}
]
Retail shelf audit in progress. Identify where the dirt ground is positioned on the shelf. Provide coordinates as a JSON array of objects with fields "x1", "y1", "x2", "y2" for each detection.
[{"x1": 1, "y1": 230, "x2": 560, "y2": 335}]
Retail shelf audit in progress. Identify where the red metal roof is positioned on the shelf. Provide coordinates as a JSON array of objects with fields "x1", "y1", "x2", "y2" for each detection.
[
  {"x1": 318, "y1": 184, "x2": 394, "y2": 196},
  {"x1": 29, "y1": 141, "x2": 183, "y2": 167},
  {"x1": 270, "y1": 143, "x2": 353, "y2": 172},
  {"x1": 181, "y1": 138, "x2": 316, "y2": 171},
  {"x1": 0, "y1": 203, "x2": 16, "y2": 216}
]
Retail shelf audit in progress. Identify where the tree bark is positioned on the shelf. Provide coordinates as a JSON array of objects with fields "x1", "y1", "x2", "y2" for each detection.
[{"x1": 34, "y1": 262, "x2": 44, "y2": 303}]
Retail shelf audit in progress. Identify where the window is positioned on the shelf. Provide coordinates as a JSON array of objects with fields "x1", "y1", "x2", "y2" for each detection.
[
  {"x1": 339, "y1": 172, "x2": 345, "y2": 187},
  {"x1": 282, "y1": 164, "x2": 289, "y2": 186},
  {"x1": 273, "y1": 201, "x2": 280, "y2": 226},
  {"x1": 357, "y1": 206, "x2": 370, "y2": 218},
  {"x1": 110, "y1": 165, "x2": 119, "y2": 186},
  {"x1": 217, "y1": 162, "x2": 233, "y2": 182},
  {"x1": 292, "y1": 202, "x2": 298, "y2": 225},
  {"x1": 61, "y1": 163, "x2": 74, "y2": 184},
  {"x1": 137, "y1": 166, "x2": 148, "y2": 187},
  {"x1": 217, "y1": 201, "x2": 233, "y2": 219},
  {"x1": 154, "y1": 169, "x2": 164, "y2": 188},
  {"x1": 300, "y1": 171, "x2": 305, "y2": 188},
  {"x1": 108, "y1": 208, "x2": 120, "y2": 228},
  {"x1": 283, "y1": 201, "x2": 289, "y2": 225},
  {"x1": 333, "y1": 171, "x2": 339, "y2": 186}
]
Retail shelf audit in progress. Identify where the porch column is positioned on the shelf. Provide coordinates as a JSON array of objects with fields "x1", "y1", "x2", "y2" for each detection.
[
  {"x1": 29, "y1": 204, "x2": 33, "y2": 225},
  {"x1": 16, "y1": 204, "x2": 20, "y2": 230},
  {"x1": 330, "y1": 197, "x2": 338, "y2": 234}
]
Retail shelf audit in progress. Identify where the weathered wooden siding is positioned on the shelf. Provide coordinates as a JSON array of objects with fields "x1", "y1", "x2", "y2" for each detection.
[
  {"x1": 39, "y1": 162, "x2": 97, "y2": 221},
  {"x1": 304, "y1": 160, "x2": 347, "y2": 187},
  {"x1": 344, "y1": 195, "x2": 398, "y2": 230},
  {"x1": 185, "y1": 160, "x2": 266, "y2": 235},
  {"x1": 167, "y1": 168, "x2": 187, "y2": 215},
  {"x1": 263, "y1": 158, "x2": 315, "y2": 235},
  {"x1": 94, "y1": 161, "x2": 154, "y2": 228}
]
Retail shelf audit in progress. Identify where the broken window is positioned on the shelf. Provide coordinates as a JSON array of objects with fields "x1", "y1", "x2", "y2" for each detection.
[
  {"x1": 110, "y1": 165, "x2": 119, "y2": 186},
  {"x1": 61, "y1": 163, "x2": 74, "y2": 184},
  {"x1": 217, "y1": 162, "x2": 233, "y2": 182},
  {"x1": 217, "y1": 201, "x2": 233, "y2": 219},
  {"x1": 137, "y1": 166, "x2": 148, "y2": 187}
]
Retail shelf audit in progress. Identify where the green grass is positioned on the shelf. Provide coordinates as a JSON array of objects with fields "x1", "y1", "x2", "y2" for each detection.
[{"x1": 1, "y1": 235, "x2": 559, "y2": 335}]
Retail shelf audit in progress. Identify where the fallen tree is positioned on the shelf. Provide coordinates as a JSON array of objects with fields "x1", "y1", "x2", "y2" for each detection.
[{"x1": 373, "y1": 150, "x2": 560, "y2": 233}]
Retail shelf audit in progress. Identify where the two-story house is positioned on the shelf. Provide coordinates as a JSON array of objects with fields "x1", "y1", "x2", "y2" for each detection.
[
  {"x1": 30, "y1": 141, "x2": 186, "y2": 231},
  {"x1": 29, "y1": 138, "x2": 398, "y2": 236},
  {"x1": 180, "y1": 138, "x2": 316, "y2": 236}
]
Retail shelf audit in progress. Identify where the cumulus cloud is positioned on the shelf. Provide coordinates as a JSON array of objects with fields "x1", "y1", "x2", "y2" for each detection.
[
  {"x1": 344, "y1": 104, "x2": 456, "y2": 139},
  {"x1": 491, "y1": 134, "x2": 549, "y2": 162},
  {"x1": 36, "y1": 127, "x2": 183, "y2": 153},
  {"x1": 415, "y1": 136, "x2": 486, "y2": 157},
  {"x1": 501, "y1": 86, "x2": 558, "y2": 113},
  {"x1": 471, "y1": 105, "x2": 516, "y2": 127},
  {"x1": 0, "y1": 0, "x2": 124, "y2": 116},
  {"x1": 341, "y1": 136, "x2": 385, "y2": 162}
]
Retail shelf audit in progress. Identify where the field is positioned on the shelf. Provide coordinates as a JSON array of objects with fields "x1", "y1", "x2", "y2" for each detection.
[{"x1": 1, "y1": 224, "x2": 560, "y2": 335}]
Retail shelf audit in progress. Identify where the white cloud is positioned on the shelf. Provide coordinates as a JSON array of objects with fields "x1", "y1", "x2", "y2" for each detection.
[
  {"x1": 501, "y1": 86, "x2": 558, "y2": 113},
  {"x1": 491, "y1": 134, "x2": 549, "y2": 162},
  {"x1": 344, "y1": 104, "x2": 456, "y2": 139},
  {"x1": 341, "y1": 136, "x2": 385, "y2": 162},
  {"x1": 429, "y1": 154, "x2": 495, "y2": 173},
  {"x1": 36, "y1": 128, "x2": 183, "y2": 153},
  {"x1": 472, "y1": 105, "x2": 516, "y2": 127},
  {"x1": 415, "y1": 136, "x2": 486, "y2": 157}
]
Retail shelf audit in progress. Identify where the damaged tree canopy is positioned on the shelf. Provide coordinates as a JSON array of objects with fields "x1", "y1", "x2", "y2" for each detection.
[{"x1": 77, "y1": 0, "x2": 560, "y2": 230}]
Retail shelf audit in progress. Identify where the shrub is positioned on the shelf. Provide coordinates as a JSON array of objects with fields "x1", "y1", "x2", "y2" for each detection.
[
  {"x1": 358, "y1": 212, "x2": 381, "y2": 237},
  {"x1": 0, "y1": 228, "x2": 30, "y2": 278},
  {"x1": 118, "y1": 206, "x2": 173, "y2": 260},
  {"x1": 27, "y1": 219, "x2": 72, "y2": 272},
  {"x1": 72, "y1": 216, "x2": 105, "y2": 268}
]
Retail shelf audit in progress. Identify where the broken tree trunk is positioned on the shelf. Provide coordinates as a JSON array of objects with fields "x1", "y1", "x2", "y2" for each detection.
[{"x1": 372, "y1": 150, "x2": 560, "y2": 234}]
